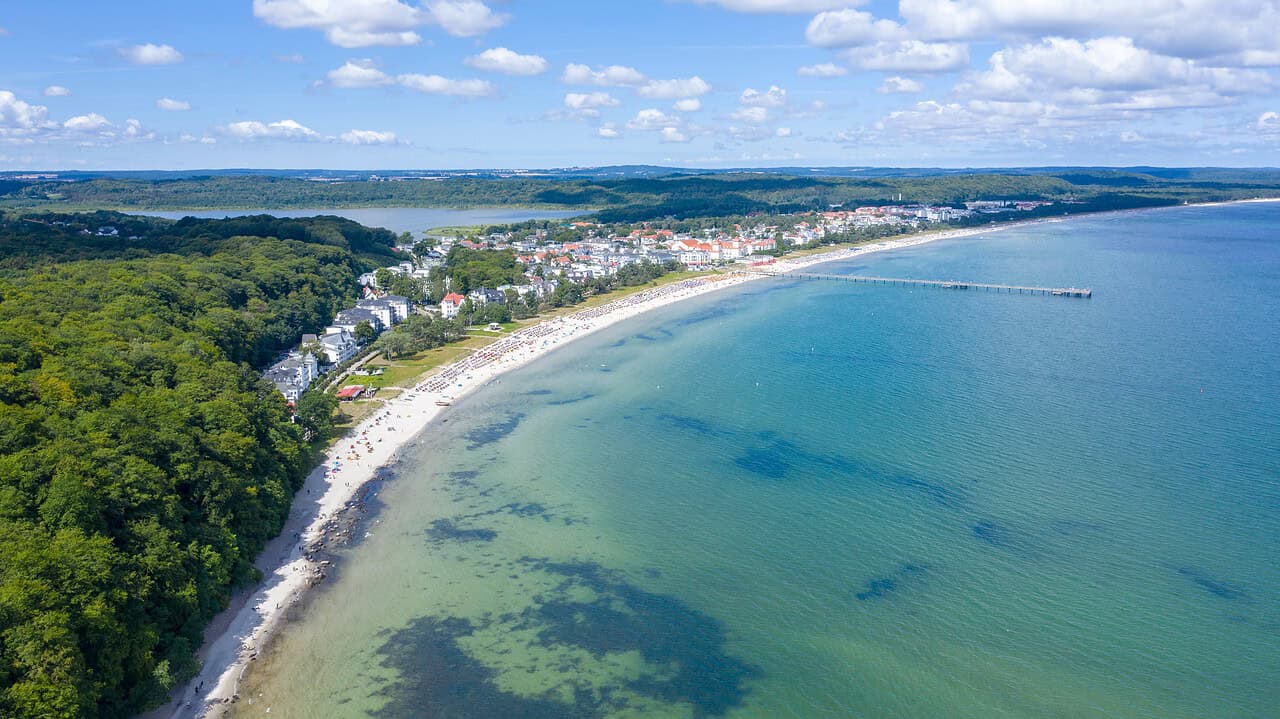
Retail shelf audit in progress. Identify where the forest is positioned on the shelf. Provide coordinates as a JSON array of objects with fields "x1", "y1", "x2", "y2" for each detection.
[
  {"x1": 5, "y1": 169, "x2": 1280, "y2": 223},
  {"x1": 0, "y1": 213, "x2": 399, "y2": 718}
]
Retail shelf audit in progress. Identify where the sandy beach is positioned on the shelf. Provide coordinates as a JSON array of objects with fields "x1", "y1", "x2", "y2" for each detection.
[{"x1": 151, "y1": 200, "x2": 1278, "y2": 719}]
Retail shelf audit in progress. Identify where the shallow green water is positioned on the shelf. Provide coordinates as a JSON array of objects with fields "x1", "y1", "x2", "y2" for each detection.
[{"x1": 234, "y1": 204, "x2": 1280, "y2": 719}]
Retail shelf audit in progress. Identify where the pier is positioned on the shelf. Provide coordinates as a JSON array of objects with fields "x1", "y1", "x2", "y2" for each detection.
[{"x1": 747, "y1": 271, "x2": 1092, "y2": 298}]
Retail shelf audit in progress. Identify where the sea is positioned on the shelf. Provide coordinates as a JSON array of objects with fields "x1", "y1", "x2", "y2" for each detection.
[{"x1": 231, "y1": 202, "x2": 1280, "y2": 719}]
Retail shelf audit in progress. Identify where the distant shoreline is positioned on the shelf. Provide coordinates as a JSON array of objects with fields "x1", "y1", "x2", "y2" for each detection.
[{"x1": 146, "y1": 196, "x2": 1280, "y2": 719}]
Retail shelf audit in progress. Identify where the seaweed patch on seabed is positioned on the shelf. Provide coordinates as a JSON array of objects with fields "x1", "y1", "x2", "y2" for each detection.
[
  {"x1": 855, "y1": 563, "x2": 928, "y2": 601},
  {"x1": 548, "y1": 393, "x2": 595, "y2": 406},
  {"x1": 426, "y1": 519, "x2": 499, "y2": 544},
  {"x1": 372, "y1": 559, "x2": 761, "y2": 719},
  {"x1": 465, "y1": 412, "x2": 526, "y2": 449},
  {"x1": 1174, "y1": 566, "x2": 1248, "y2": 601}
]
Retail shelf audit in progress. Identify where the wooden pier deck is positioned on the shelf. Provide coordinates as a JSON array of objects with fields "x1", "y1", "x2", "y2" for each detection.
[{"x1": 748, "y1": 271, "x2": 1093, "y2": 298}]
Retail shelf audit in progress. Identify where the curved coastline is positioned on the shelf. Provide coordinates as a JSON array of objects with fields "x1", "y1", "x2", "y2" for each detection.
[{"x1": 152, "y1": 197, "x2": 1279, "y2": 719}]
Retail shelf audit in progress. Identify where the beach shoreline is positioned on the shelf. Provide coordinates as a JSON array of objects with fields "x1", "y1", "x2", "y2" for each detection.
[{"x1": 150, "y1": 197, "x2": 1279, "y2": 719}]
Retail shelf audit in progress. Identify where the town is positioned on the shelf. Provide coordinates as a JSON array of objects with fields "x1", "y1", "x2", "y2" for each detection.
[{"x1": 262, "y1": 199, "x2": 1054, "y2": 404}]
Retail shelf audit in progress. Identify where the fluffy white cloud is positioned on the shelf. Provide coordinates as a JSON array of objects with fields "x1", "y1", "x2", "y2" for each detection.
[
  {"x1": 661, "y1": 127, "x2": 691, "y2": 143},
  {"x1": 123, "y1": 119, "x2": 156, "y2": 140},
  {"x1": 627, "y1": 108, "x2": 681, "y2": 130},
  {"x1": 341, "y1": 129, "x2": 399, "y2": 144},
  {"x1": 63, "y1": 113, "x2": 112, "y2": 132},
  {"x1": 465, "y1": 48, "x2": 548, "y2": 76},
  {"x1": 673, "y1": 98, "x2": 702, "y2": 112},
  {"x1": 565, "y1": 92, "x2": 620, "y2": 110},
  {"x1": 598, "y1": 123, "x2": 621, "y2": 139},
  {"x1": 254, "y1": 0, "x2": 422, "y2": 47},
  {"x1": 776, "y1": 126, "x2": 794, "y2": 137},
  {"x1": 730, "y1": 106, "x2": 770, "y2": 123},
  {"x1": 896, "y1": 0, "x2": 1280, "y2": 66},
  {"x1": 327, "y1": 59, "x2": 393, "y2": 88},
  {"x1": 0, "y1": 91, "x2": 51, "y2": 135},
  {"x1": 844, "y1": 41, "x2": 969, "y2": 72},
  {"x1": 224, "y1": 119, "x2": 321, "y2": 140},
  {"x1": 424, "y1": 0, "x2": 508, "y2": 37},
  {"x1": 397, "y1": 73, "x2": 496, "y2": 97},
  {"x1": 156, "y1": 97, "x2": 191, "y2": 111},
  {"x1": 562, "y1": 63, "x2": 647, "y2": 87},
  {"x1": 959, "y1": 37, "x2": 1269, "y2": 109},
  {"x1": 637, "y1": 76, "x2": 712, "y2": 99},
  {"x1": 1258, "y1": 111, "x2": 1280, "y2": 131},
  {"x1": 740, "y1": 85, "x2": 787, "y2": 107},
  {"x1": 797, "y1": 63, "x2": 847, "y2": 77},
  {"x1": 684, "y1": 0, "x2": 856, "y2": 11},
  {"x1": 878, "y1": 76, "x2": 923, "y2": 93},
  {"x1": 43, "y1": 86, "x2": 71, "y2": 97},
  {"x1": 806, "y1": 9, "x2": 906, "y2": 48},
  {"x1": 120, "y1": 43, "x2": 183, "y2": 65}
]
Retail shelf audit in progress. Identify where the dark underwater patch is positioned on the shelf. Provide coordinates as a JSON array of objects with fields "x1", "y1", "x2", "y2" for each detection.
[
  {"x1": 855, "y1": 563, "x2": 927, "y2": 601},
  {"x1": 884, "y1": 474, "x2": 966, "y2": 509},
  {"x1": 548, "y1": 393, "x2": 595, "y2": 406},
  {"x1": 372, "y1": 617, "x2": 587, "y2": 719},
  {"x1": 734, "y1": 444, "x2": 795, "y2": 479},
  {"x1": 672, "y1": 301, "x2": 738, "y2": 328},
  {"x1": 374, "y1": 559, "x2": 760, "y2": 719},
  {"x1": 513, "y1": 558, "x2": 762, "y2": 718},
  {"x1": 426, "y1": 519, "x2": 498, "y2": 544},
  {"x1": 658, "y1": 412, "x2": 734, "y2": 438},
  {"x1": 608, "y1": 338, "x2": 628, "y2": 348},
  {"x1": 971, "y1": 519, "x2": 1013, "y2": 547},
  {"x1": 1175, "y1": 566, "x2": 1246, "y2": 601},
  {"x1": 465, "y1": 412, "x2": 526, "y2": 449},
  {"x1": 525, "y1": 389, "x2": 555, "y2": 397}
]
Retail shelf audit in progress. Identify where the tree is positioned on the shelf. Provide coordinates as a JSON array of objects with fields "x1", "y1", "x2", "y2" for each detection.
[
  {"x1": 372, "y1": 331, "x2": 413, "y2": 360},
  {"x1": 300, "y1": 340, "x2": 327, "y2": 364},
  {"x1": 354, "y1": 320, "x2": 376, "y2": 344},
  {"x1": 295, "y1": 390, "x2": 338, "y2": 441}
]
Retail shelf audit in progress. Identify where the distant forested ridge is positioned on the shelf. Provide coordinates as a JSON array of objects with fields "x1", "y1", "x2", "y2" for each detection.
[
  {"x1": 4, "y1": 169, "x2": 1279, "y2": 221},
  {"x1": 0, "y1": 213, "x2": 399, "y2": 718}
]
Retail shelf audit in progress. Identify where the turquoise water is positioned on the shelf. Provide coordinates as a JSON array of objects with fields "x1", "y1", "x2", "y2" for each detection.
[
  {"x1": 133, "y1": 207, "x2": 582, "y2": 235},
  {"x1": 234, "y1": 204, "x2": 1280, "y2": 719}
]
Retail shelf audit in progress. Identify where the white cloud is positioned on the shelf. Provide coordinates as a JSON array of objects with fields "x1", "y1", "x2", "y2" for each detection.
[
  {"x1": 776, "y1": 126, "x2": 794, "y2": 137},
  {"x1": 878, "y1": 76, "x2": 923, "y2": 93},
  {"x1": 0, "y1": 91, "x2": 50, "y2": 135},
  {"x1": 627, "y1": 108, "x2": 681, "y2": 130},
  {"x1": 341, "y1": 129, "x2": 399, "y2": 144},
  {"x1": 224, "y1": 119, "x2": 321, "y2": 141},
  {"x1": 673, "y1": 98, "x2": 702, "y2": 112},
  {"x1": 254, "y1": 0, "x2": 422, "y2": 47},
  {"x1": 63, "y1": 113, "x2": 112, "y2": 132},
  {"x1": 120, "y1": 43, "x2": 183, "y2": 65},
  {"x1": 327, "y1": 59, "x2": 393, "y2": 88},
  {"x1": 806, "y1": 9, "x2": 906, "y2": 48},
  {"x1": 740, "y1": 85, "x2": 787, "y2": 107},
  {"x1": 730, "y1": 106, "x2": 770, "y2": 123},
  {"x1": 43, "y1": 86, "x2": 71, "y2": 97},
  {"x1": 661, "y1": 126, "x2": 691, "y2": 143},
  {"x1": 896, "y1": 0, "x2": 1280, "y2": 67},
  {"x1": 1258, "y1": 111, "x2": 1280, "y2": 131},
  {"x1": 565, "y1": 92, "x2": 620, "y2": 110},
  {"x1": 123, "y1": 119, "x2": 155, "y2": 140},
  {"x1": 423, "y1": 0, "x2": 509, "y2": 37},
  {"x1": 465, "y1": 48, "x2": 548, "y2": 76},
  {"x1": 637, "y1": 76, "x2": 712, "y2": 99},
  {"x1": 397, "y1": 73, "x2": 496, "y2": 97},
  {"x1": 684, "y1": 0, "x2": 857, "y2": 11},
  {"x1": 277, "y1": 53, "x2": 306, "y2": 64},
  {"x1": 797, "y1": 63, "x2": 847, "y2": 77},
  {"x1": 598, "y1": 123, "x2": 621, "y2": 139},
  {"x1": 156, "y1": 97, "x2": 191, "y2": 111},
  {"x1": 1119, "y1": 130, "x2": 1145, "y2": 143},
  {"x1": 562, "y1": 63, "x2": 647, "y2": 87},
  {"x1": 959, "y1": 37, "x2": 1269, "y2": 110},
  {"x1": 844, "y1": 41, "x2": 969, "y2": 73}
]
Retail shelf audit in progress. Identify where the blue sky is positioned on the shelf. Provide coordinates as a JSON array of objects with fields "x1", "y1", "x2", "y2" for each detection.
[{"x1": 2, "y1": 0, "x2": 1279, "y2": 170}]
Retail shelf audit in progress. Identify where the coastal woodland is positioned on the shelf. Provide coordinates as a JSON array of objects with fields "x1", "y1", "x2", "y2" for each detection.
[{"x1": 0, "y1": 213, "x2": 397, "y2": 718}]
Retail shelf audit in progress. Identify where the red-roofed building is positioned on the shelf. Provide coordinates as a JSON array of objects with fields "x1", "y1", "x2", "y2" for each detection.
[{"x1": 441, "y1": 292, "x2": 466, "y2": 319}]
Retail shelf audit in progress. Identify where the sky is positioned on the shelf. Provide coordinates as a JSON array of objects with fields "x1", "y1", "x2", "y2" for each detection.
[{"x1": 2, "y1": 0, "x2": 1279, "y2": 170}]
